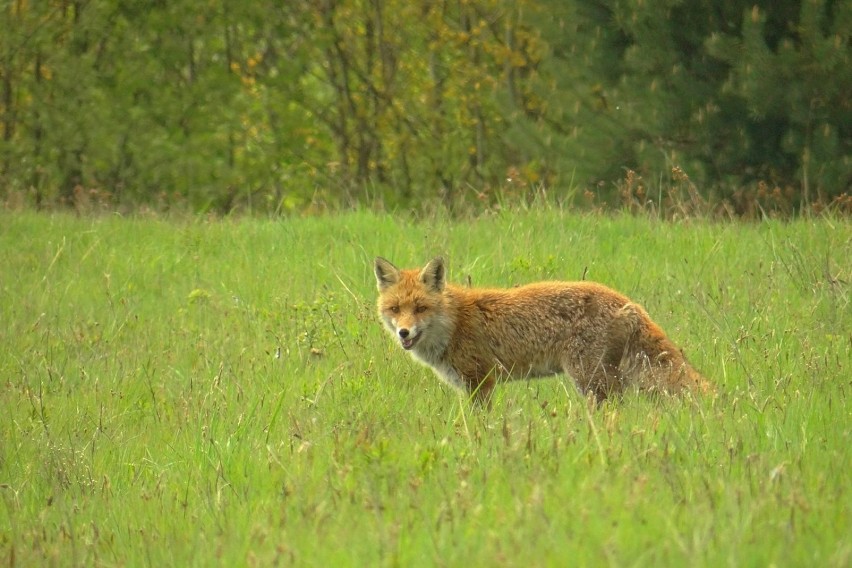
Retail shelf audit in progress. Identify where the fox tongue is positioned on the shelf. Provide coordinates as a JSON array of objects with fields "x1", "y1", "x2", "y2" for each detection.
[{"x1": 401, "y1": 337, "x2": 415, "y2": 350}]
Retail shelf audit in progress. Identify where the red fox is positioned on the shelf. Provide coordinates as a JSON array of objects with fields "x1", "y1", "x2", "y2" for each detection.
[{"x1": 375, "y1": 256, "x2": 711, "y2": 404}]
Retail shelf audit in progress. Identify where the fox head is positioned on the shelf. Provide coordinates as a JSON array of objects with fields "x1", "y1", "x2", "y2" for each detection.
[{"x1": 374, "y1": 257, "x2": 451, "y2": 353}]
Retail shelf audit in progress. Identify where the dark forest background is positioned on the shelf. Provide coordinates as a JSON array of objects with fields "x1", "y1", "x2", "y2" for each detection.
[{"x1": 1, "y1": 0, "x2": 849, "y2": 214}]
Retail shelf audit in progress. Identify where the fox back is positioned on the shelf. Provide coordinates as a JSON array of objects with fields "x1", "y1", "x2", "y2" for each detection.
[{"x1": 375, "y1": 256, "x2": 711, "y2": 403}]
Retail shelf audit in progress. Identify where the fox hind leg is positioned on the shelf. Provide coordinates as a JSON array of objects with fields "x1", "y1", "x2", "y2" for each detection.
[
  {"x1": 563, "y1": 317, "x2": 634, "y2": 402},
  {"x1": 563, "y1": 357, "x2": 623, "y2": 403},
  {"x1": 462, "y1": 375, "x2": 495, "y2": 407}
]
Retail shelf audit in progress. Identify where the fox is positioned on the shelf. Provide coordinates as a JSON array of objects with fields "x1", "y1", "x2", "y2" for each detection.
[{"x1": 374, "y1": 256, "x2": 711, "y2": 404}]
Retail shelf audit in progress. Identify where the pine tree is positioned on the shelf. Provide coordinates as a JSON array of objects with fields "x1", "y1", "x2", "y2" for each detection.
[
  {"x1": 513, "y1": 0, "x2": 850, "y2": 206},
  {"x1": 707, "y1": 0, "x2": 851, "y2": 203}
]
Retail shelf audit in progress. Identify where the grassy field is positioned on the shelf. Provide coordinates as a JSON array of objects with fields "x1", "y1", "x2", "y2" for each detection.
[{"x1": 0, "y1": 209, "x2": 849, "y2": 566}]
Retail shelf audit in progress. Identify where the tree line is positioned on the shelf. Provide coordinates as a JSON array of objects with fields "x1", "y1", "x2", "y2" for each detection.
[{"x1": 1, "y1": 0, "x2": 848, "y2": 213}]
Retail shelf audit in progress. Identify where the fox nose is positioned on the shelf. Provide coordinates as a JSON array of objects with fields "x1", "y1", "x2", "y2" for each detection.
[{"x1": 398, "y1": 328, "x2": 410, "y2": 339}]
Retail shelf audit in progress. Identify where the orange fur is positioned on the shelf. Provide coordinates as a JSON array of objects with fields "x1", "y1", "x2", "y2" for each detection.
[{"x1": 375, "y1": 257, "x2": 711, "y2": 404}]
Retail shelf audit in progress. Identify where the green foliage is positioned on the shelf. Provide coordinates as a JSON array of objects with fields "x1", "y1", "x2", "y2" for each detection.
[
  {"x1": 0, "y1": 210, "x2": 849, "y2": 565},
  {"x1": 0, "y1": 1, "x2": 848, "y2": 212},
  {"x1": 520, "y1": 0, "x2": 850, "y2": 205},
  {"x1": 706, "y1": 0, "x2": 852, "y2": 202}
]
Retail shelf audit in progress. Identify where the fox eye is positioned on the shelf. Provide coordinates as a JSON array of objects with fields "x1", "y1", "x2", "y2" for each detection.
[
  {"x1": 389, "y1": 305, "x2": 400, "y2": 314},
  {"x1": 415, "y1": 305, "x2": 428, "y2": 313}
]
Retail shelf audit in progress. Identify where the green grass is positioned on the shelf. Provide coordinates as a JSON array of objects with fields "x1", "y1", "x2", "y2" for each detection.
[{"x1": 0, "y1": 209, "x2": 849, "y2": 567}]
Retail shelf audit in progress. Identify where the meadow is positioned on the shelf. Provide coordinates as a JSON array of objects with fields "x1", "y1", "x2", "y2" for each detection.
[{"x1": 0, "y1": 209, "x2": 849, "y2": 566}]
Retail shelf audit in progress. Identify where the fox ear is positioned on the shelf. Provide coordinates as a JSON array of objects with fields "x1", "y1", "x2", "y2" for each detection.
[
  {"x1": 374, "y1": 257, "x2": 400, "y2": 290},
  {"x1": 419, "y1": 257, "x2": 446, "y2": 291}
]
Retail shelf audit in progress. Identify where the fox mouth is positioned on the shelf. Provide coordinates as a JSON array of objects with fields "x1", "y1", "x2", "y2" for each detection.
[{"x1": 400, "y1": 332, "x2": 421, "y2": 350}]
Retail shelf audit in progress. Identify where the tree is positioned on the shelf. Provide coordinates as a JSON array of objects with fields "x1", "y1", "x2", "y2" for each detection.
[
  {"x1": 517, "y1": 0, "x2": 850, "y2": 205},
  {"x1": 1, "y1": 0, "x2": 847, "y2": 212},
  {"x1": 707, "y1": 0, "x2": 851, "y2": 203}
]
